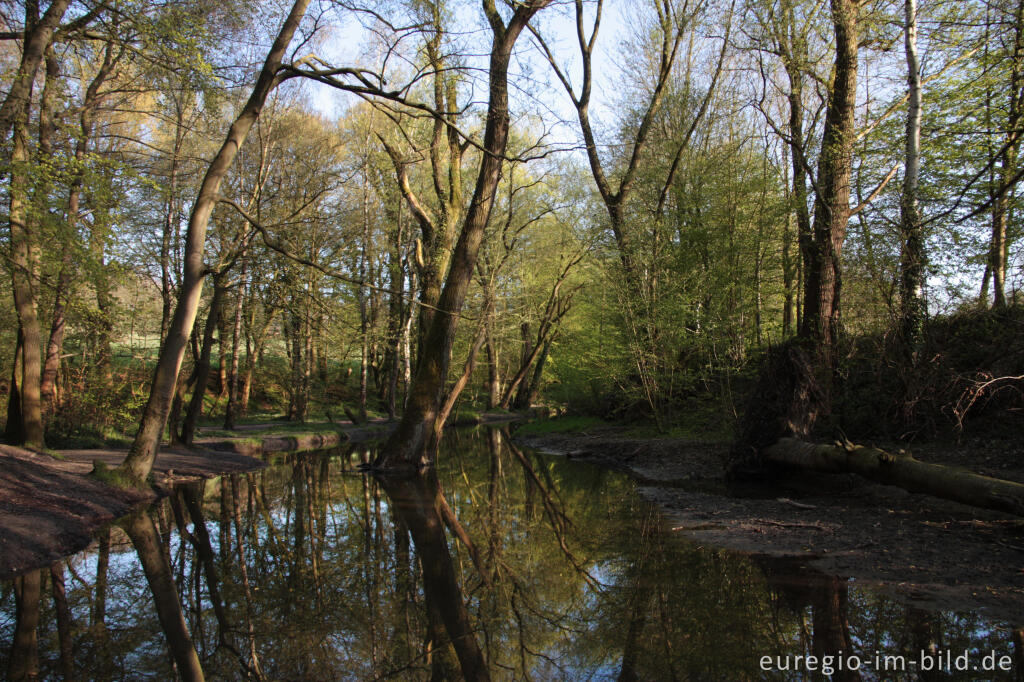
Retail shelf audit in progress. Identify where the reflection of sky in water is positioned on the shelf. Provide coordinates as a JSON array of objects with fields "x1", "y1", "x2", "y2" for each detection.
[{"x1": 1, "y1": 430, "x2": 1019, "y2": 680}]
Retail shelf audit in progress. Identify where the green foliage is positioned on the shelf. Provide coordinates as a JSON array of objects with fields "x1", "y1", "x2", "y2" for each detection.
[{"x1": 46, "y1": 372, "x2": 146, "y2": 449}]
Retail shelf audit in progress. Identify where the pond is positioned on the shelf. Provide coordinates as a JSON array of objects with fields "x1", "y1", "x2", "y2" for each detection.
[{"x1": 1, "y1": 426, "x2": 1020, "y2": 680}]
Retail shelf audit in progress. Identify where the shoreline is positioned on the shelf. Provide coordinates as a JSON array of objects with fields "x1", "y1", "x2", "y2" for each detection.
[
  {"x1": 0, "y1": 419, "x2": 391, "y2": 580},
  {"x1": 515, "y1": 428, "x2": 1024, "y2": 623}
]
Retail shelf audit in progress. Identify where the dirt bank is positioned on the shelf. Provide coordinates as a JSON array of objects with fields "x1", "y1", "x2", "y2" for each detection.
[
  {"x1": 0, "y1": 443, "x2": 265, "y2": 580},
  {"x1": 516, "y1": 428, "x2": 1024, "y2": 623}
]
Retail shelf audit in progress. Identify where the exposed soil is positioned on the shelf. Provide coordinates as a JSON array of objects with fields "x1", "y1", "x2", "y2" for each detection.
[
  {"x1": 0, "y1": 443, "x2": 267, "y2": 580},
  {"x1": 516, "y1": 428, "x2": 1024, "y2": 623}
]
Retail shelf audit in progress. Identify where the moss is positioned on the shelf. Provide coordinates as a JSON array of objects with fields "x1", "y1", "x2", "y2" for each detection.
[{"x1": 89, "y1": 460, "x2": 146, "y2": 490}]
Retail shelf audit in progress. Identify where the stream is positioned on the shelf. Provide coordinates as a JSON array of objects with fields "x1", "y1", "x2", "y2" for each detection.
[{"x1": 1, "y1": 426, "x2": 1019, "y2": 680}]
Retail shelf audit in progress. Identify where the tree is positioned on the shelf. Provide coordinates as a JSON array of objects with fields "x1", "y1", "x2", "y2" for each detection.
[
  {"x1": 373, "y1": 0, "x2": 552, "y2": 469},
  {"x1": 120, "y1": 0, "x2": 311, "y2": 483}
]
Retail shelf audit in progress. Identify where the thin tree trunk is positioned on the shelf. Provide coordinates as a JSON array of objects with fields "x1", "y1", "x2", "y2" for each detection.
[
  {"x1": 181, "y1": 279, "x2": 227, "y2": 445},
  {"x1": 121, "y1": 0, "x2": 311, "y2": 482},
  {"x1": 39, "y1": 47, "x2": 65, "y2": 407},
  {"x1": 485, "y1": 329, "x2": 501, "y2": 410},
  {"x1": 899, "y1": 0, "x2": 926, "y2": 355},
  {"x1": 224, "y1": 266, "x2": 245, "y2": 429},
  {"x1": 990, "y1": 0, "x2": 1024, "y2": 309}
]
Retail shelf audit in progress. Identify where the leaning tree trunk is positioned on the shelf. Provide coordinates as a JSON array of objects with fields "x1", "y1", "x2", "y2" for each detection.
[
  {"x1": 374, "y1": 0, "x2": 551, "y2": 469},
  {"x1": 120, "y1": 0, "x2": 310, "y2": 483}
]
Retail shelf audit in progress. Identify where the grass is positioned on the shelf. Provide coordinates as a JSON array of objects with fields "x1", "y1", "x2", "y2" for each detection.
[
  {"x1": 197, "y1": 421, "x2": 345, "y2": 440},
  {"x1": 513, "y1": 415, "x2": 607, "y2": 436}
]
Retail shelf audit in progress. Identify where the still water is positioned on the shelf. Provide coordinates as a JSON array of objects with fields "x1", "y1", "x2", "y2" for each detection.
[{"x1": 1, "y1": 427, "x2": 1020, "y2": 680}]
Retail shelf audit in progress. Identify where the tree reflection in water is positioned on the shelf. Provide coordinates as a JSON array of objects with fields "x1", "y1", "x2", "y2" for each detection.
[{"x1": 1, "y1": 426, "x2": 1021, "y2": 680}]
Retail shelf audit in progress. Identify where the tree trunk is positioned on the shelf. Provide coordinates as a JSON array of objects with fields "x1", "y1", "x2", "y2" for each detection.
[
  {"x1": 8, "y1": 95, "x2": 44, "y2": 448},
  {"x1": 0, "y1": 0, "x2": 71, "y2": 144},
  {"x1": 181, "y1": 279, "x2": 227, "y2": 445},
  {"x1": 6, "y1": 328, "x2": 25, "y2": 444},
  {"x1": 485, "y1": 329, "x2": 501, "y2": 410},
  {"x1": 374, "y1": 1, "x2": 550, "y2": 468},
  {"x1": 121, "y1": 0, "x2": 311, "y2": 482},
  {"x1": 38, "y1": 47, "x2": 64, "y2": 408},
  {"x1": 224, "y1": 268, "x2": 245, "y2": 429},
  {"x1": 989, "y1": 0, "x2": 1024, "y2": 308},
  {"x1": 899, "y1": 0, "x2": 926, "y2": 354},
  {"x1": 799, "y1": 0, "x2": 859, "y2": 354},
  {"x1": 764, "y1": 437, "x2": 1024, "y2": 517}
]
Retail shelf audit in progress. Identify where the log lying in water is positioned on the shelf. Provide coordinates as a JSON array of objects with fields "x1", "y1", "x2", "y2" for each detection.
[{"x1": 762, "y1": 437, "x2": 1024, "y2": 517}]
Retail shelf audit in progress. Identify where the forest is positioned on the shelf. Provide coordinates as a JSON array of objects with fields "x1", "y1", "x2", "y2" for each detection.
[
  {"x1": 3, "y1": 0, "x2": 1024, "y2": 679},
  {"x1": 0, "y1": 0, "x2": 1020, "y2": 468}
]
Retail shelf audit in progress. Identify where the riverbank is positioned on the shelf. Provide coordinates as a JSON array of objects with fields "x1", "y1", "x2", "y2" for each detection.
[
  {"x1": 515, "y1": 424, "x2": 1024, "y2": 622},
  {"x1": 0, "y1": 418, "x2": 395, "y2": 580}
]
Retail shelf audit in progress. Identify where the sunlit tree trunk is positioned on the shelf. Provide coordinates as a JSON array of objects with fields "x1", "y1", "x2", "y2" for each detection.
[
  {"x1": 8, "y1": 95, "x2": 44, "y2": 447},
  {"x1": 0, "y1": 0, "x2": 71, "y2": 144}
]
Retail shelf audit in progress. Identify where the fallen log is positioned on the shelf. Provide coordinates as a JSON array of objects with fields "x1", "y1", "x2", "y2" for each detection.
[{"x1": 763, "y1": 437, "x2": 1024, "y2": 517}]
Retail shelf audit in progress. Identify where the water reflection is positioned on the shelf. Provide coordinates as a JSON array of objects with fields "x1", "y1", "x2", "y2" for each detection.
[{"x1": 1, "y1": 427, "x2": 1021, "y2": 680}]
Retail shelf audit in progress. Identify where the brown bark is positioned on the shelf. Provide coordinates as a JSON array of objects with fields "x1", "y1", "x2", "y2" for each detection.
[
  {"x1": 0, "y1": 0, "x2": 71, "y2": 144},
  {"x1": 121, "y1": 0, "x2": 311, "y2": 482},
  {"x1": 799, "y1": 0, "x2": 859, "y2": 354},
  {"x1": 374, "y1": 0, "x2": 551, "y2": 468},
  {"x1": 181, "y1": 279, "x2": 227, "y2": 444},
  {"x1": 224, "y1": 268, "x2": 245, "y2": 429},
  {"x1": 8, "y1": 93, "x2": 44, "y2": 447},
  {"x1": 39, "y1": 47, "x2": 65, "y2": 407}
]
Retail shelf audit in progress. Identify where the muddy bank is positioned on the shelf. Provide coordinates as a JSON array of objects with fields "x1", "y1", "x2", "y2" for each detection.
[
  {"x1": 516, "y1": 429, "x2": 1024, "y2": 622},
  {"x1": 0, "y1": 443, "x2": 264, "y2": 580}
]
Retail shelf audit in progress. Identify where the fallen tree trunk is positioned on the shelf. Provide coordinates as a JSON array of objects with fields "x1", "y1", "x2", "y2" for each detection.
[{"x1": 763, "y1": 438, "x2": 1024, "y2": 517}]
